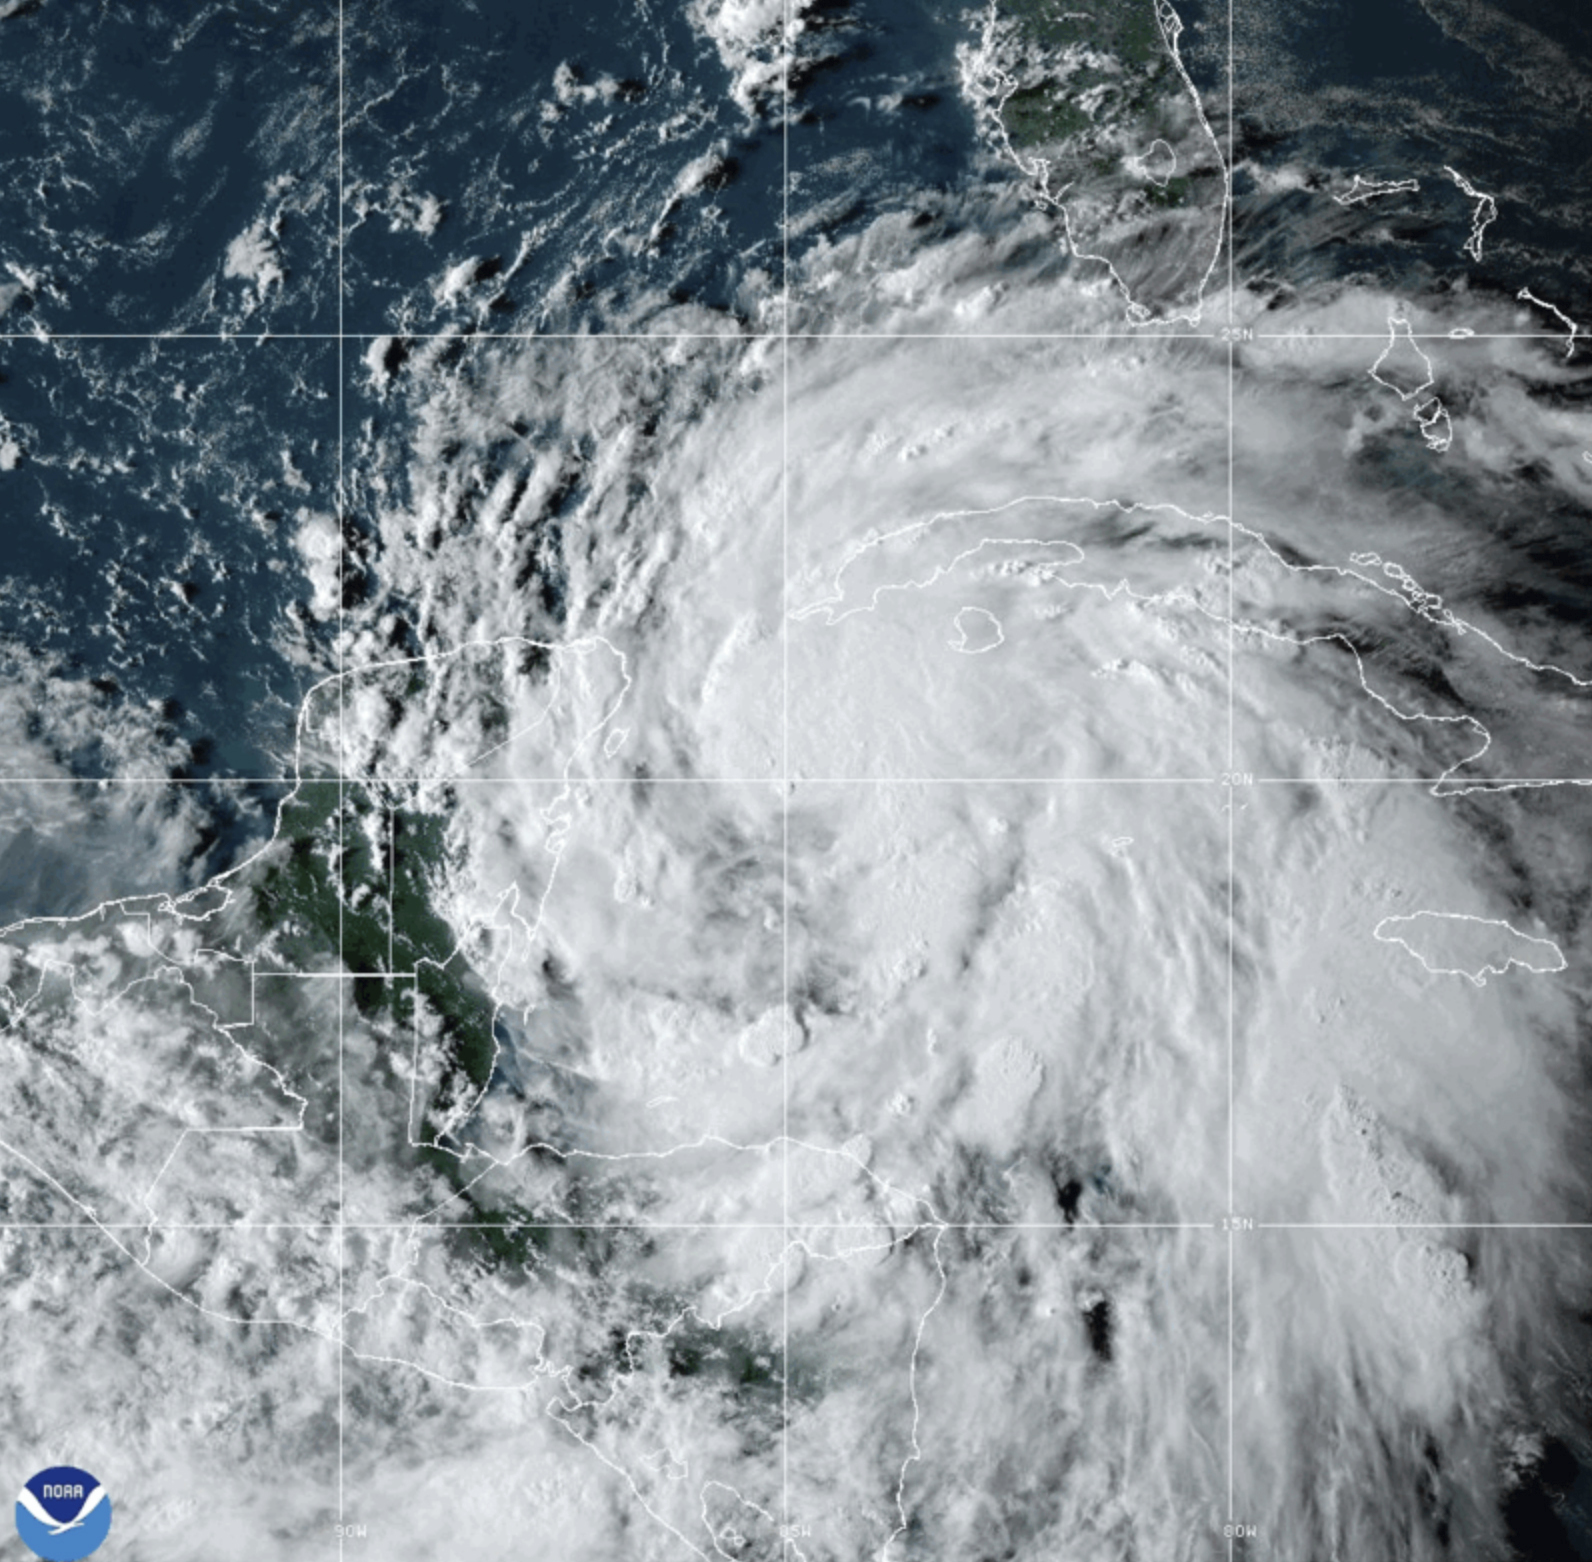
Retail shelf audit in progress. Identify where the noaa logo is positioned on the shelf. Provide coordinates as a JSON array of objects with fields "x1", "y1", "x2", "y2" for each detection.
[{"x1": 14, "y1": 1467, "x2": 111, "y2": 1561}]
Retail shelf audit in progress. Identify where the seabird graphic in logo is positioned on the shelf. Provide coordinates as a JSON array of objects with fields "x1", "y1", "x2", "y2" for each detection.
[{"x1": 14, "y1": 1467, "x2": 112, "y2": 1561}]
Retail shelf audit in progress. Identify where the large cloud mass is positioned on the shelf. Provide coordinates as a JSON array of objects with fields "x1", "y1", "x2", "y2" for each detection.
[{"x1": 4, "y1": 2, "x2": 1592, "y2": 1557}]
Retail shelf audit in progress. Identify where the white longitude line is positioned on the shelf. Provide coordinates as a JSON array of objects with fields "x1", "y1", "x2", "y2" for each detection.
[
  {"x1": 1225, "y1": 0, "x2": 1240, "y2": 1544},
  {"x1": 336, "y1": 1, "x2": 347, "y2": 1554},
  {"x1": 781, "y1": 0, "x2": 793, "y2": 1545}
]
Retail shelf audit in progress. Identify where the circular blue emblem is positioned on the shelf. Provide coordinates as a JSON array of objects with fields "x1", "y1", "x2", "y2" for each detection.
[{"x1": 14, "y1": 1467, "x2": 112, "y2": 1561}]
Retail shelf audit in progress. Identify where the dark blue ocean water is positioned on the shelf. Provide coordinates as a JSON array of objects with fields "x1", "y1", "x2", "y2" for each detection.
[
  {"x1": 0, "y1": 337, "x2": 337, "y2": 779},
  {"x1": 1232, "y1": 0, "x2": 1592, "y2": 320},
  {"x1": 342, "y1": 0, "x2": 787, "y2": 333},
  {"x1": 1, "y1": 0, "x2": 1589, "y2": 789},
  {"x1": 0, "y1": 1, "x2": 338, "y2": 335}
]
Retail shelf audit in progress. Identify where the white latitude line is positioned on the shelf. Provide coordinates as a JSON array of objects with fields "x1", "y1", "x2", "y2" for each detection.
[
  {"x1": 1, "y1": 330, "x2": 1575, "y2": 343},
  {"x1": 3, "y1": 1219, "x2": 1589, "y2": 1232},
  {"x1": 9, "y1": 773, "x2": 1592, "y2": 787}
]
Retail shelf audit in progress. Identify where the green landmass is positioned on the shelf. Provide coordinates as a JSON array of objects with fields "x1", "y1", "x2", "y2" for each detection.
[
  {"x1": 1001, "y1": 0, "x2": 1162, "y2": 63},
  {"x1": 1145, "y1": 173, "x2": 1191, "y2": 209},
  {"x1": 1001, "y1": 83, "x2": 1090, "y2": 145},
  {"x1": 994, "y1": 0, "x2": 1172, "y2": 156},
  {"x1": 249, "y1": 782, "x2": 545, "y2": 1269}
]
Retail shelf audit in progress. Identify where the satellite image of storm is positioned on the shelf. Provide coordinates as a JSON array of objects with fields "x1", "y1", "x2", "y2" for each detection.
[{"x1": 3, "y1": 0, "x2": 1592, "y2": 1559}]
